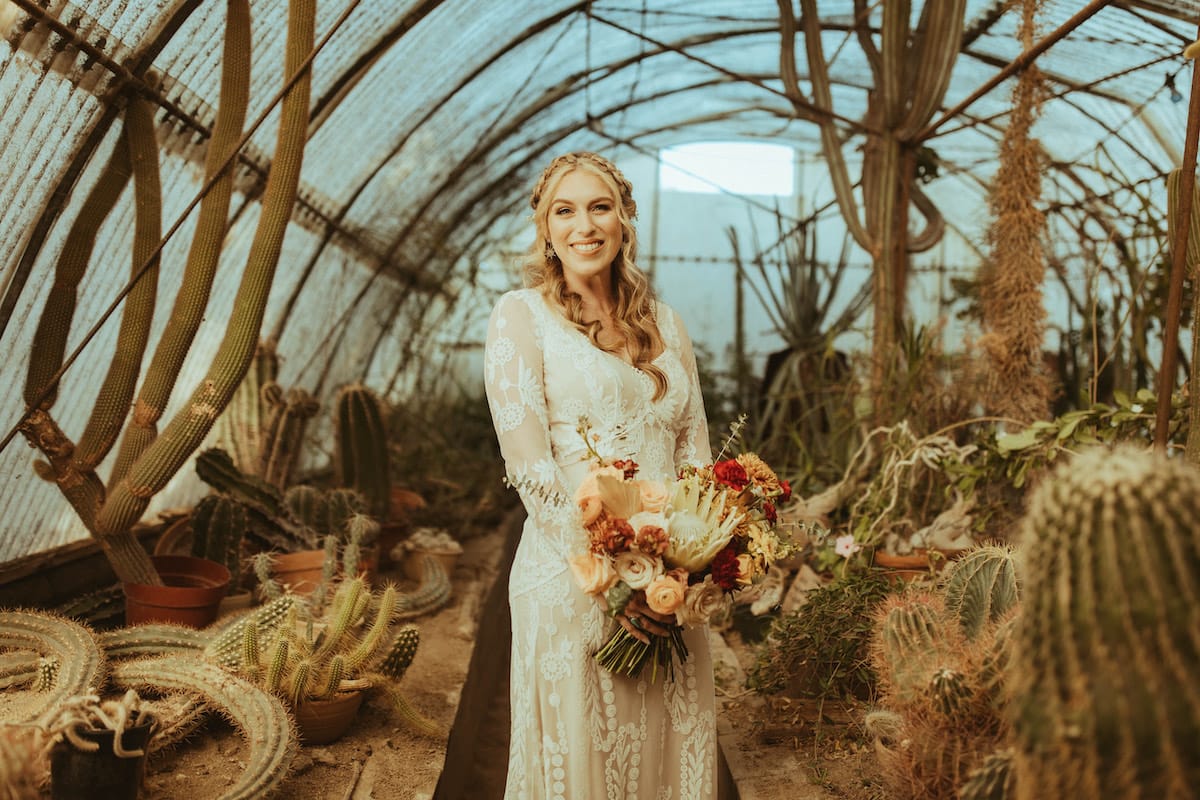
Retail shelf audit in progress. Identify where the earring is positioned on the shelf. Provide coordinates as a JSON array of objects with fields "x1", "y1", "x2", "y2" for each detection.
[{"x1": 545, "y1": 242, "x2": 557, "y2": 261}]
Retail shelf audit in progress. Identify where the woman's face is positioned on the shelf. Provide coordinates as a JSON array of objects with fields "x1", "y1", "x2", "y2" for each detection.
[{"x1": 546, "y1": 169, "x2": 623, "y2": 291}]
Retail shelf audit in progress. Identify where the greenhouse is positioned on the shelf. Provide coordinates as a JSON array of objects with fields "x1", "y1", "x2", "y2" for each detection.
[{"x1": 0, "y1": 0, "x2": 1197, "y2": 798}]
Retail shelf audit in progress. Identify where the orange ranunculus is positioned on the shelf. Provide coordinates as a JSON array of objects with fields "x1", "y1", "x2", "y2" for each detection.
[{"x1": 644, "y1": 573, "x2": 687, "y2": 615}]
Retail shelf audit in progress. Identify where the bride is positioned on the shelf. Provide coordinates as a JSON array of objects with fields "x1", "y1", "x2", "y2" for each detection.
[{"x1": 484, "y1": 151, "x2": 717, "y2": 799}]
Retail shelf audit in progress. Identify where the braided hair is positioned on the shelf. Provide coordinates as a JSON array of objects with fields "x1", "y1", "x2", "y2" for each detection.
[{"x1": 522, "y1": 152, "x2": 668, "y2": 400}]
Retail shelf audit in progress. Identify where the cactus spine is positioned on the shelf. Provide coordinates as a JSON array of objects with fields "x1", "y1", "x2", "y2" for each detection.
[
  {"x1": 960, "y1": 749, "x2": 1015, "y2": 800},
  {"x1": 333, "y1": 383, "x2": 391, "y2": 519},
  {"x1": 1009, "y1": 446, "x2": 1200, "y2": 800},
  {"x1": 942, "y1": 544, "x2": 1020, "y2": 641}
]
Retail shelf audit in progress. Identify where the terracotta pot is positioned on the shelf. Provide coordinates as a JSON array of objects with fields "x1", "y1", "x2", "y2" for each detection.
[
  {"x1": 123, "y1": 555, "x2": 231, "y2": 628},
  {"x1": 293, "y1": 691, "x2": 365, "y2": 745},
  {"x1": 872, "y1": 547, "x2": 966, "y2": 584},
  {"x1": 271, "y1": 549, "x2": 325, "y2": 595},
  {"x1": 402, "y1": 548, "x2": 460, "y2": 581},
  {"x1": 49, "y1": 711, "x2": 154, "y2": 800}
]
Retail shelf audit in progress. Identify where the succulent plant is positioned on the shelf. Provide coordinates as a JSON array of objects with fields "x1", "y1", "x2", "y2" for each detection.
[
  {"x1": 1008, "y1": 445, "x2": 1200, "y2": 800},
  {"x1": 959, "y1": 749, "x2": 1015, "y2": 800}
]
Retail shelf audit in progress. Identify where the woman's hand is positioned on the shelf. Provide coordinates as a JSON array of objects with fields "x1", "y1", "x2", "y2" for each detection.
[{"x1": 617, "y1": 593, "x2": 675, "y2": 643}]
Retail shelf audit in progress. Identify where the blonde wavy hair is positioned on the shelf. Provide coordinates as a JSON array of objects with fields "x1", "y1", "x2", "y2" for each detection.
[{"x1": 522, "y1": 152, "x2": 668, "y2": 400}]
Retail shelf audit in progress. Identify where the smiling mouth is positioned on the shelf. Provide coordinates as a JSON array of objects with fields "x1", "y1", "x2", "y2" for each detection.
[{"x1": 571, "y1": 241, "x2": 603, "y2": 253}]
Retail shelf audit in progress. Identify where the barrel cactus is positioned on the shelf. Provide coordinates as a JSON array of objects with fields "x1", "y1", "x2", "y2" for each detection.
[
  {"x1": 942, "y1": 544, "x2": 1020, "y2": 641},
  {"x1": 1009, "y1": 445, "x2": 1200, "y2": 800}
]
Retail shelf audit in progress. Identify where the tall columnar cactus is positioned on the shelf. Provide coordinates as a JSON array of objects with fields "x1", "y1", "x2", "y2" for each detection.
[
  {"x1": 1009, "y1": 445, "x2": 1200, "y2": 800},
  {"x1": 333, "y1": 383, "x2": 392, "y2": 520},
  {"x1": 190, "y1": 493, "x2": 248, "y2": 592},
  {"x1": 942, "y1": 544, "x2": 1020, "y2": 641}
]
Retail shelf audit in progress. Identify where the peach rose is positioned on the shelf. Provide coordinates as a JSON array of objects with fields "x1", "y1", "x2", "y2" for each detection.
[
  {"x1": 574, "y1": 465, "x2": 625, "y2": 506},
  {"x1": 645, "y1": 573, "x2": 687, "y2": 615},
  {"x1": 579, "y1": 496, "x2": 603, "y2": 527},
  {"x1": 568, "y1": 552, "x2": 617, "y2": 595},
  {"x1": 676, "y1": 576, "x2": 728, "y2": 626},
  {"x1": 613, "y1": 550, "x2": 663, "y2": 590},
  {"x1": 638, "y1": 480, "x2": 669, "y2": 513}
]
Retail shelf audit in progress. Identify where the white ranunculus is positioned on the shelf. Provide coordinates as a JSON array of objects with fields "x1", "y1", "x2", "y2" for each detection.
[{"x1": 613, "y1": 550, "x2": 663, "y2": 590}]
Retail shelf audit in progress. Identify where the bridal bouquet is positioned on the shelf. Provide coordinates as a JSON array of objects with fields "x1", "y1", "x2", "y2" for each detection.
[{"x1": 568, "y1": 417, "x2": 793, "y2": 682}]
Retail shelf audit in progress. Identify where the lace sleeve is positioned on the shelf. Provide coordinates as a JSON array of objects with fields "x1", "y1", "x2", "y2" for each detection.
[
  {"x1": 484, "y1": 292, "x2": 580, "y2": 564},
  {"x1": 669, "y1": 307, "x2": 713, "y2": 468}
]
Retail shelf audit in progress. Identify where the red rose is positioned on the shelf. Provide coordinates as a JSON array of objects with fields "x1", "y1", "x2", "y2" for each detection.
[
  {"x1": 713, "y1": 459, "x2": 749, "y2": 491},
  {"x1": 779, "y1": 479, "x2": 792, "y2": 502},
  {"x1": 711, "y1": 545, "x2": 741, "y2": 591},
  {"x1": 764, "y1": 501, "x2": 777, "y2": 524}
]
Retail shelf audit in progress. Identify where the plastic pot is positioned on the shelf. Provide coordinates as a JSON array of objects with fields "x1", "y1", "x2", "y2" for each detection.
[{"x1": 50, "y1": 711, "x2": 154, "y2": 800}]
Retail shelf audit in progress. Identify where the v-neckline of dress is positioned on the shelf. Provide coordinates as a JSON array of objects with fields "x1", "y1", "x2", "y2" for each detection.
[{"x1": 539, "y1": 294, "x2": 668, "y2": 370}]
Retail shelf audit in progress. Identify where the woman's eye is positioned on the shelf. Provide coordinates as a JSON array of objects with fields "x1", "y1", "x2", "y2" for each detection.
[
  {"x1": 593, "y1": 204, "x2": 611, "y2": 213},
  {"x1": 554, "y1": 207, "x2": 572, "y2": 216}
]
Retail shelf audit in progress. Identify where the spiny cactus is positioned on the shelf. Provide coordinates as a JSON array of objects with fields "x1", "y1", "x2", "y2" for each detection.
[
  {"x1": 942, "y1": 544, "x2": 1020, "y2": 641},
  {"x1": 111, "y1": 656, "x2": 296, "y2": 800},
  {"x1": 99, "y1": 623, "x2": 209, "y2": 659},
  {"x1": 927, "y1": 667, "x2": 972, "y2": 718},
  {"x1": 204, "y1": 594, "x2": 296, "y2": 670},
  {"x1": 257, "y1": 383, "x2": 318, "y2": 489},
  {"x1": 284, "y1": 484, "x2": 325, "y2": 533},
  {"x1": 1009, "y1": 446, "x2": 1200, "y2": 800},
  {"x1": 190, "y1": 493, "x2": 248, "y2": 593},
  {"x1": 0, "y1": 610, "x2": 104, "y2": 722},
  {"x1": 959, "y1": 749, "x2": 1015, "y2": 800},
  {"x1": 333, "y1": 383, "x2": 391, "y2": 520},
  {"x1": 395, "y1": 552, "x2": 452, "y2": 619},
  {"x1": 875, "y1": 594, "x2": 946, "y2": 703}
]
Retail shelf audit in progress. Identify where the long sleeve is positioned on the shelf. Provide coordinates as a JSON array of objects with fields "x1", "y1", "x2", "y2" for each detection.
[
  {"x1": 668, "y1": 307, "x2": 713, "y2": 469},
  {"x1": 484, "y1": 292, "x2": 582, "y2": 590}
]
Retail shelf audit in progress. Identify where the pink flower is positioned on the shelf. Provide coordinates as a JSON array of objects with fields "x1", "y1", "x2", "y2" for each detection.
[{"x1": 834, "y1": 534, "x2": 862, "y2": 558}]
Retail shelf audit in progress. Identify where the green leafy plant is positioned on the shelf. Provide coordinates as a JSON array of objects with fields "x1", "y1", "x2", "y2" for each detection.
[{"x1": 749, "y1": 570, "x2": 891, "y2": 702}]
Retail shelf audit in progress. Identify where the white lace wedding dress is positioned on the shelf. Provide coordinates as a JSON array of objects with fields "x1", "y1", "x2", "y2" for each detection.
[{"x1": 484, "y1": 288, "x2": 716, "y2": 800}]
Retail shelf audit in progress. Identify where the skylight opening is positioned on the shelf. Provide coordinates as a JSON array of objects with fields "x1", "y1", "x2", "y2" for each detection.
[{"x1": 658, "y1": 141, "x2": 795, "y2": 196}]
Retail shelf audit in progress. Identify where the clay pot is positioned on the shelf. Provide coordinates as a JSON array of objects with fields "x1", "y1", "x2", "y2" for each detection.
[
  {"x1": 217, "y1": 588, "x2": 256, "y2": 618},
  {"x1": 293, "y1": 691, "x2": 365, "y2": 745},
  {"x1": 270, "y1": 549, "x2": 326, "y2": 595},
  {"x1": 123, "y1": 555, "x2": 231, "y2": 628},
  {"x1": 872, "y1": 547, "x2": 966, "y2": 584},
  {"x1": 49, "y1": 711, "x2": 155, "y2": 800}
]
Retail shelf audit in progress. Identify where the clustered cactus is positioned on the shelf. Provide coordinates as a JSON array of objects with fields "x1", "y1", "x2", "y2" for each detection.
[
  {"x1": 867, "y1": 545, "x2": 1020, "y2": 799},
  {"x1": 227, "y1": 575, "x2": 439, "y2": 736},
  {"x1": 1007, "y1": 445, "x2": 1200, "y2": 800}
]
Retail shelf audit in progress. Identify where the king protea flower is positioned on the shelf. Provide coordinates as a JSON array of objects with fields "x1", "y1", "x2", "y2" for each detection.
[{"x1": 664, "y1": 474, "x2": 742, "y2": 571}]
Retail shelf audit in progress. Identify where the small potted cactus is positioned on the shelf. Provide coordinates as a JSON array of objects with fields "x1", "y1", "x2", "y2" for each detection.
[
  {"x1": 42, "y1": 690, "x2": 157, "y2": 800},
  {"x1": 397, "y1": 527, "x2": 462, "y2": 582},
  {"x1": 225, "y1": 574, "x2": 438, "y2": 744}
]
